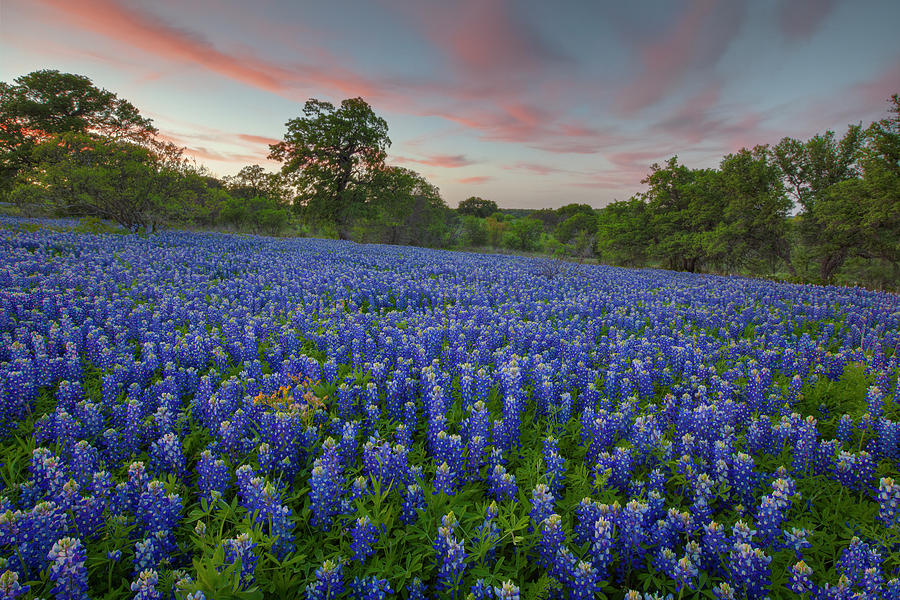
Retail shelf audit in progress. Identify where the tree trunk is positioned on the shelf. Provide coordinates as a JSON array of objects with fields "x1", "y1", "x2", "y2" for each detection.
[
  {"x1": 820, "y1": 248, "x2": 847, "y2": 284},
  {"x1": 336, "y1": 218, "x2": 351, "y2": 240}
]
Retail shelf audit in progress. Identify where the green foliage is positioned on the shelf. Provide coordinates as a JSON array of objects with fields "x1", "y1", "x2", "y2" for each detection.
[
  {"x1": 484, "y1": 216, "x2": 506, "y2": 247},
  {"x1": 554, "y1": 212, "x2": 597, "y2": 244},
  {"x1": 457, "y1": 196, "x2": 498, "y2": 218},
  {"x1": 71, "y1": 216, "x2": 125, "y2": 234},
  {"x1": 773, "y1": 124, "x2": 865, "y2": 283},
  {"x1": 458, "y1": 215, "x2": 488, "y2": 247},
  {"x1": 3, "y1": 69, "x2": 896, "y2": 288},
  {"x1": 641, "y1": 157, "x2": 725, "y2": 272},
  {"x1": 702, "y1": 145, "x2": 793, "y2": 275},
  {"x1": 269, "y1": 98, "x2": 390, "y2": 240},
  {"x1": 595, "y1": 197, "x2": 650, "y2": 267},
  {"x1": 0, "y1": 69, "x2": 157, "y2": 196},
  {"x1": 14, "y1": 132, "x2": 162, "y2": 228},
  {"x1": 502, "y1": 218, "x2": 544, "y2": 252},
  {"x1": 591, "y1": 96, "x2": 899, "y2": 289},
  {"x1": 361, "y1": 166, "x2": 449, "y2": 246}
]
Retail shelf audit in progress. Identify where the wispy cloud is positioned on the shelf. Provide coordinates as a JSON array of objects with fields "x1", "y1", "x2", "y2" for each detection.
[
  {"x1": 616, "y1": 0, "x2": 747, "y2": 114},
  {"x1": 392, "y1": 153, "x2": 473, "y2": 168},
  {"x1": 778, "y1": 0, "x2": 837, "y2": 41},
  {"x1": 504, "y1": 162, "x2": 573, "y2": 176},
  {"x1": 457, "y1": 175, "x2": 492, "y2": 184},
  {"x1": 28, "y1": 0, "x2": 379, "y2": 99}
]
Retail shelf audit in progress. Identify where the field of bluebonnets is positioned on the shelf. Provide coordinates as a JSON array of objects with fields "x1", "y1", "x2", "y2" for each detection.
[{"x1": 1, "y1": 219, "x2": 899, "y2": 600}]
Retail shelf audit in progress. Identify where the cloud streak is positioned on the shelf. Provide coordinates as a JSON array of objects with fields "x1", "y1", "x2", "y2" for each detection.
[
  {"x1": 778, "y1": 0, "x2": 837, "y2": 41},
  {"x1": 616, "y1": 0, "x2": 746, "y2": 114},
  {"x1": 392, "y1": 153, "x2": 473, "y2": 168},
  {"x1": 28, "y1": 0, "x2": 380, "y2": 99},
  {"x1": 457, "y1": 176, "x2": 492, "y2": 184}
]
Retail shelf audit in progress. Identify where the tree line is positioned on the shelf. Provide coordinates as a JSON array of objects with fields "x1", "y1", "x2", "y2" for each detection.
[{"x1": 1, "y1": 70, "x2": 897, "y2": 287}]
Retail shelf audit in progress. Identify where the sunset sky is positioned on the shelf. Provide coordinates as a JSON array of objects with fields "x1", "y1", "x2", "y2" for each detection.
[{"x1": 2, "y1": 0, "x2": 898, "y2": 208}]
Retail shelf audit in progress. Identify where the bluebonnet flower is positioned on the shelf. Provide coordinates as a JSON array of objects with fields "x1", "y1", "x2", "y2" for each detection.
[
  {"x1": 728, "y1": 543, "x2": 771, "y2": 600},
  {"x1": 591, "y1": 516, "x2": 614, "y2": 579},
  {"x1": 574, "y1": 498, "x2": 601, "y2": 546},
  {"x1": 730, "y1": 452, "x2": 756, "y2": 505},
  {"x1": 472, "y1": 502, "x2": 500, "y2": 563},
  {"x1": 487, "y1": 464, "x2": 518, "y2": 503},
  {"x1": 865, "y1": 386, "x2": 884, "y2": 420},
  {"x1": 617, "y1": 500, "x2": 649, "y2": 579},
  {"x1": 305, "y1": 560, "x2": 344, "y2": 600},
  {"x1": 196, "y1": 449, "x2": 230, "y2": 501},
  {"x1": 494, "y1": 580, "x2": 520, "y2": 600},
  {"x1": 405, "y1": 577, "x2": 425, "y2": 600},
  {"x1": 150, "y1": 432, "x2": 186, "y2": 478},
  {"x1": 350, "y1": 515, "x2": 378, "y2": 563},
  {"x1": 836, "y1": 414, "x2": 854, "y2": 443},
  {"x1": 131, "y1": 569, "x2": 161, "y2": 600},
  {"x1": 878, "y1": 477, "x2": 900, "y2": 528},
  {"x1": 0, "y1": 570, "x2": 29, "y2": 599},
  {"x1": 537, "y1": 514, "x2": 565, "y2": 569},
  {"x1": 790, "y1": 560, "x2": 815, "y2": 595},
  {"x1": 712, "y1": 583, "x2": 736, "y2": 600},
  {"x1": 530, "y1": 483, "x2": 555, "y2": 531},
  {"x1": 886, "y1": 578, "x2": 900, "y2": 600},
  {"x1": 569, "y1": 559, "x2": 601, "y2": 600},
  {"x1": 540, "y1": 438, "x2": 566, "y2": 499},
  {"x1": 832, "y1": 450, "x2": 875, "y2": 491},
  {"x1": 351, "y1": 576, "x2": 393, "y2": 599},
  {"x1": 433, "y1": 462, "x2": 456, "y2": 496},
  {"x1": 349, "y1": 475, "x2": 369, "y2": 501},
  {"x1": 222, "y1": 533, "x2": 257, "y2": 589},
  {"x1": 672, "y1": 555, "x2": 698, "y2": 594},
  {"x1": 433, "y1": 512, "x2": 466, "y2": 597},
  {"x1": 401, "y1": 483, "x2": 425, "y2": 525},
  {"x1": 783, "y1": 527, "x2": 812, "y2": 558},
  {"x1": 47, "y1": 537, "x2": 88, "y2": 600},
  {"x1": 837, "y1": 537, "x2": 881, "y2": 588},
  {"x1": 470, "y1": 579, "x2": 493, "y2": 600},
  {"x1": 133, "y1": 533, "x2": 174, "y2": 575},
  {"x1": 309, "y1": 438, "x2": 343, "y2": 530},
  {"x1": 235, "y1": 466, "x2": 294, "y2": 558}
]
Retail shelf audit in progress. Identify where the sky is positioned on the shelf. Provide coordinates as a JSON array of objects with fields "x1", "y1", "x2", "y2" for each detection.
[{"x1": 2, "y1": 0, "x2": 898, "y2": 209}]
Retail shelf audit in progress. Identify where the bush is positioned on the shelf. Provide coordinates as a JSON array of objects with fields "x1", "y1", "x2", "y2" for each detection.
[
  {"x1": 72, "y1": 216, "x2": 125, "y2": 234},
  {"x1": 502, "y1": 218, "x2": 543, "y2": 251},
  {"x1": 459, "y1": 215, "x2": 487, "y2": 246}
]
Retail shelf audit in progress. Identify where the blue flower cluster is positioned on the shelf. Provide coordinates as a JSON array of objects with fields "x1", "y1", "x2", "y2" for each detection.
[{"x1": 0, "y1": 222, "x2": 899, "y2": 598}]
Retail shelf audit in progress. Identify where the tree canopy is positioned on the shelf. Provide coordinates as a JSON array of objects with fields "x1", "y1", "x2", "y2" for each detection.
[
  {"x1": 457, "y1": 196, "x2": 498, "y2": 218},
  {"x1": 269, "y1": 98, "x2": 390, "y2": 239},
  {"x1": 0, "y1": 70, "x2": 158, "y2": 194}
]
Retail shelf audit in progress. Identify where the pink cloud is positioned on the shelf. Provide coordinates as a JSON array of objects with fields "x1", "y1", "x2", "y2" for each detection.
[
  {"x1": 457, "y1": 176, "x2": 492, "y2": 184},
  {"x1": 238, "y1": 134, "x2": 283, "y2": 147},
  {"x1": 616, "y1": 0, "x2": 746, "y2": 114},
  {"x1": 430, "y1": 106, "x2": 622, "y2": 154},
  {"x1": 645, "y1": 82, "x2": 767, "y2": 152},
  {"x1": 655, "y1": 82, "x2": 724, "y2": 143},
  {"x1": 394, "y1": 0, "x2": 566, "y2": 83},
  {"x1": 155, "y1": 130, "x2": 276, "y2": 167},
  {"x1": 392, "y1": 154, "x2": 473, "y2": 168},
  {"x1": 852, "y1": 60, "x2": 900, "y2": 106},
  {"x1": 606, "y1": 150, "x2": 671, "y2": 177},
  {"x1": 20, "y1": 0, "x2": 615, "y2": 156},
  {"x1": 505, "y1": 162, "x2": 572, "y2": 176},
  {"x1": 183, "y1": 147, "x2": 260, "y2": 163},
  {"x1": 28, "y1": 0, "x2": 380, "y2": 100},
  {"x1": 566, "y1": 171, "x2": 647, "y2": 191},
  {"x1": 779, "y1": 0, "x2": 837, "y2": 41}
]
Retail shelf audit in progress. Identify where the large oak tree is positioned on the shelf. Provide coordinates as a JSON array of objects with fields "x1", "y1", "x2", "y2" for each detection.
[
  {"x1": 1, "y1": 70, "x2": 157, "y2": 195},
  {"x1": 269, "y1": 98, "x2": 390, "y2": 239}
]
